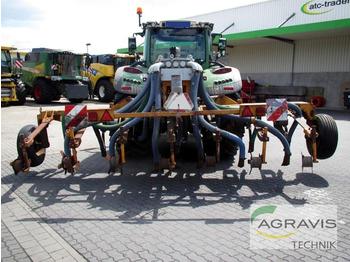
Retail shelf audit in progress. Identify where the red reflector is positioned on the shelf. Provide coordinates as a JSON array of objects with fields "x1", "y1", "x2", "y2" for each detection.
[
  {"x1": 121, "y1": 86, "x2": 131, "y2": 91},
  {"x1": 213, "y1": 67, "x2": 232, "y2": 74},
  {"x1": 88, "y1": 111, "x2": 98, "y2": 122},
  {"x1": 255, "y1": 106, "x2": 266, "y2": 116},
  {"x1": 100, "y1": 110, "x2": 114, "y2": 122},
  {"x1": 124, "y1": 67, "x2": 142, "y2": 74},
  {"x1": 241, "y1": 106, "x2": 253, "y2": 117},
  {"x1": 223, "y1": 86, "x2": 234, "y2": 91}
]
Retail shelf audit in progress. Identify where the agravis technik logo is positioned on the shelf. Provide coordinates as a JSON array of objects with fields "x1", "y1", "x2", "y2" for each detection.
[{"x1": 250, "y1": 205, "x2": 337, "y2": 249}]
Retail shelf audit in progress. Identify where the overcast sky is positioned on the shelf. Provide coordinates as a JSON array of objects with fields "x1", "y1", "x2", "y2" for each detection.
[{"x1": 2, "y1": 0, "x2": 268, "y2": 54}]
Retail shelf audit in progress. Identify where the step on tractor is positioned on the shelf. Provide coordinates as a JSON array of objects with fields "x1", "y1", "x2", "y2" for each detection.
[
  {"x1": 82, "y1": 54, "x2": 135, "y2": 102},
  {"x1": 1, "y1": 46, "x2": 26, "y2": 106},
  {"x1": 21, "y1": 48, "x2": 89, "y2": 104},
  {"x1": 10, "y1": 14, "x2": 338, "y2": 176}
]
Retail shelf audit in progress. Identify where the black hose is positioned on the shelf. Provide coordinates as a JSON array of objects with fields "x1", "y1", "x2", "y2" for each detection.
[
  {"x1": 108, "y1": 73, "x2": 156, "y2": 157},
  {"x1": 190, "y1": 71, "x2": 205, "y2": 162},
  {"x1": 152, "y1": 73, "x2": 161, "y2": 165}
]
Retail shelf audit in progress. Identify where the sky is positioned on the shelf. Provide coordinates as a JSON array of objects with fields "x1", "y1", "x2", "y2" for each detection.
[{"x1": 1, "y1": 0, "x2": 268, "y2": 54}]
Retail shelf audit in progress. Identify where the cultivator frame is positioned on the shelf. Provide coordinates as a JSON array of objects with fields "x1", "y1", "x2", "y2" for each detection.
[{"x1": 10, "y1": 86, "x2": 322, "y2": 176}]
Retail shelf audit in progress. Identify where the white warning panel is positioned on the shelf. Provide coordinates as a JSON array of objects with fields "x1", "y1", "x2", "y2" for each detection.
[
  {"x1": 266, "y1": 99, "x2": 288, "y2": 122},
  {"x1": 164, "y1": 92, "x2": 194, "y2": 112}
]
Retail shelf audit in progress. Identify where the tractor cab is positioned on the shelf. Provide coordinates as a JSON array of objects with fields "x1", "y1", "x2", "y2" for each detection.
[
  {"x1": 116, "y1": 20, "x2": 239, "y2": 98},
  {"x1": 143, "y1": 21, "x2": 212, "y2": 68}
]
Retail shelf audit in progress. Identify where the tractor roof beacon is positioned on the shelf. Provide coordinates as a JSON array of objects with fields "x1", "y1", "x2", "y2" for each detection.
[{"x1": 10, "y1": 9, "x2": 338, "y2": 177}]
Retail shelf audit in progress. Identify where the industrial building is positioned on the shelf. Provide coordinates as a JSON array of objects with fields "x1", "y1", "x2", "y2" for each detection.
[{"x1": 189, "y1": 0, "x2": 350, "y2": 108}]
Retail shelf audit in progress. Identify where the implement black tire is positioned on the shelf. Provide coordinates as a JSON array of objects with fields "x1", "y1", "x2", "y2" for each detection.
[
  {"x1": 33, "y1": 79, "x2": 52, "y2": 104},
  {"x1": 97, "y1": 79, "x2": 115, "y2": 102},
  {"x1": 306, "y1": 114, "x2": 338, "y2": 159},
  {"x1": 16, "y1": 125, "x2": 46, "y2": 167}
]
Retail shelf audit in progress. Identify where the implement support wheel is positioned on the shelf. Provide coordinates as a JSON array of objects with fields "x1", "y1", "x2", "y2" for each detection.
[
  {"x1": 306, "y1": 114, "x2": 338, "y2": 159},
  {"x1": 16, "y1": 125, "x2": 46, "y2": 167}
]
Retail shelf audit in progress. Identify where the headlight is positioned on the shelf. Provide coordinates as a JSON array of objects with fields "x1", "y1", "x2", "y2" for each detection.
[
  {"x1": 173, "y1": 61, "x2": 179, "y2": 67},
  {"x1": 165, "y1": 61, "x2": 172, "y2": 68}
]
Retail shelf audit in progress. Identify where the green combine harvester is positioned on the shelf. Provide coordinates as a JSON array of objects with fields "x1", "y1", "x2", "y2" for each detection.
[{"x1": 21, "y1": 48, "x2": 89, "y2": 103}]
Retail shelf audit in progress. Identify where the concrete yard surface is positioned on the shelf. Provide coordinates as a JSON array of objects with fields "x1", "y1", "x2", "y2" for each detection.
[{"x1": 2, "y1": 100, "x2": 350, "y2": 261}]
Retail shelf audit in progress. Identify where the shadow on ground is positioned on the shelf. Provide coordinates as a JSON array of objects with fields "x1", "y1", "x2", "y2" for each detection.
[{"x1": 2, "y1": 150, "x2": 329, "y2": 225}]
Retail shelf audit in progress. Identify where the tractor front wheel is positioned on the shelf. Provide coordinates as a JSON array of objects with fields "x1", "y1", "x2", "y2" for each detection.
[
  {"x1": 14, "y1": 81, "x2": 27, "y2": 105},
  {"x1": 306, "y1": 114, "x2": 338, "y2": 159},
  {"x1": 97, "y1": 79, "x2": 115, "y2": 102},
  {"x1": 16, "y1": 125, "x2": 46, "y2": 167}
]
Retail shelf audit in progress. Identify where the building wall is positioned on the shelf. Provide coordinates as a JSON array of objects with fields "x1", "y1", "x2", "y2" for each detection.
[
  {"x1": 188, "y1": 0, "x2": 350, "y2": 34},
  {"x1": 222, "y1": 35, "x2": 350, "y2": 108}
]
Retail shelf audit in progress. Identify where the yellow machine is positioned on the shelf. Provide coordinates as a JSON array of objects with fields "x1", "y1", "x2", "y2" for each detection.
[
  {"x1": 83, "y1": 53, "x2": 135, "y2": 102},
  {"x1": 1, "y1": 46, "x2": 26, "y2": 106}
]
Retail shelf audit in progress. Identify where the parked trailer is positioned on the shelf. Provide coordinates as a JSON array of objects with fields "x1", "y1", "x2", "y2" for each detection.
[{"x1": 10, "y1": 18, "x2": 338, "y2": 175}]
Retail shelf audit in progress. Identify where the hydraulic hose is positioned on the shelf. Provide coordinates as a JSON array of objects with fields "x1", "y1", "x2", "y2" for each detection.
[
  {"x1": 116, "y1": 77, "x2": 151, "y2": 113},
  {"x1": 152, "y1": 73, "x2": 161, "y2": 165},
  {"x1": 198, "y1": 115, "x2": 246, "y2": 167},
  {"x1": 95, "y1": 88, "x2": 150, "y2": 132},
  {"x1": 198, "y1": 77, "x2": 291, "y2": 165},
  {"x1": 190, "y1": 71, "x2": 205, "y2": 162},
  {"x1": 286, "y1": 102, "x2": 303, "y2": 145},
  {"x1": 108, "y1": 73, "x2": 157, "y2": 157}
]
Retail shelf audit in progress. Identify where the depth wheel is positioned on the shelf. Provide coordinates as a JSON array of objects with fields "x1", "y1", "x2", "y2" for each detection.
[
  {"x1": 306, "y1": 114, "x2": 338, "y2": 159},
  {"x1": 16, "y1": 125, "x2": 46, "y2": 167}
]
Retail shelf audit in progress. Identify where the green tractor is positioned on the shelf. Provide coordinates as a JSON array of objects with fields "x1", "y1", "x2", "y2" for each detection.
[
  {"x1": 21, "y1": 48, "x2": 89, "y2": 104},
  {"x1": 1, "y1": 46, "x2": 26, "y2": 106},
  {"x1": 114, "y1": 21, "x2": 239, "y2": 102}
]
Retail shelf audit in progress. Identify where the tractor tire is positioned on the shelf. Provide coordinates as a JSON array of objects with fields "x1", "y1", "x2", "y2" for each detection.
[
  {"x1": 14, "y1": 82, "x2": 27, "y2": 105},
  {"x1": 220, "y1": 119, "x2": 245, "y2": 158},
  {"x1": 33, "y1": 79, "x2": 52, "y2": 104},
  {"x1": 306, "y1": 114, "x2": 338, "y2": 159},
  {"x1": 96, "y1": 79, "x2": 115, "y2": 102},
  {"x1": 16, "y1": 125, "x2": 46, "y2": 167}
]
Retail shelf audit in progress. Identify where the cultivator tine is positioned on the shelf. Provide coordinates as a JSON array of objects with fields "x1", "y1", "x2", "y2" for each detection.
[
  {"x1": 167, "y1": 121, "x2": 176, "y2": 170},
  {"x1": 282, "y1": 154, "x2": 291, "y2": 166},
  {"x1": 260, "y1": 128, "x2": 269, "y2": 164},
  {"x1": 206, "y1": 155, "x2": 216, "y2": 167},
  {"x1": 108, "y1": 157, "x2": 117, "y2": 174},
  {"x1": 214, "y1": 130, "x2": 221, "y2": 163}
]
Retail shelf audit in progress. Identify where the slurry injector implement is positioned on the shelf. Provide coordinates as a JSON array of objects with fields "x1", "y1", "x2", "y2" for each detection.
[{"x1": 10, "y1": 20, "x2": 338, "y2": 175}]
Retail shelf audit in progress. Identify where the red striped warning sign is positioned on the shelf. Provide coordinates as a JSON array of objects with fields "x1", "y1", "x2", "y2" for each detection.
[
  {"x1": 15, "y1": 60, "x2": 23, "y2": 68},
  {"x1": 64, "y1": 105, "x2": 87, "y2": 128},
  {"x1": 266, "y1": 99, "x2": 288, "y2": 122}
]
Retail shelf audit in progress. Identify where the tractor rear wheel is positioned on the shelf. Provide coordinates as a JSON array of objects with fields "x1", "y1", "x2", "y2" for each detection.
[
  {"x1": 33, "y1": 79, "x2": 52, "y2": 104},
  {"x1": 97, "y1": 79, "x2": 115, "y2": 102},
  {"x1": 306, "y1": 114, "x2": 338, "y2": 159},
  {"x1": 14, "y1": 81, "x2": 27, "y2": 105},
  {"x1": 16, "y1": 125, "x2": 46, "y2": 167}
]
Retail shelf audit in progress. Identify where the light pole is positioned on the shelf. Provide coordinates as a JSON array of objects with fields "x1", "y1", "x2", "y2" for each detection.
[{"x1": 86, "y1": 43, "x2": 91, "y2": 54}]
